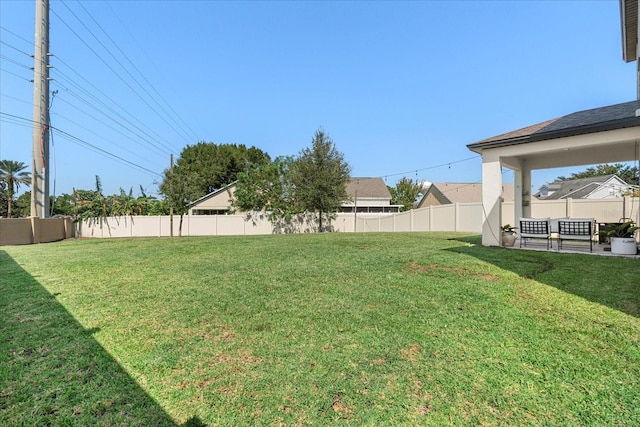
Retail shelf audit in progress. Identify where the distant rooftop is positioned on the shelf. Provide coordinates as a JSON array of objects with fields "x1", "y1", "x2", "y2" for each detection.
[{"x1": 346, "y1": 177, "x2": 391, "y2": 199}]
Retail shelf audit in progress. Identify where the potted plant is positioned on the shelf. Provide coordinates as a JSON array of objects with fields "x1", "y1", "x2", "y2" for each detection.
[
  {"x1": 501, "y1": 224, "x2": 517, "y2": 247},
  {"x1": 600, "y1": 220, "x2": 638, "y2": 255}
]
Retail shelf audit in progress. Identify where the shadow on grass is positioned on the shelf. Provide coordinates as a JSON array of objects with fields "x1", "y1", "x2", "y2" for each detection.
[
  {"x1": 0, "y1": 250, "x2": 205, "y2": 426},
  {"x1": 446, "y1": 236, "x2": 640, "y2": 318}
]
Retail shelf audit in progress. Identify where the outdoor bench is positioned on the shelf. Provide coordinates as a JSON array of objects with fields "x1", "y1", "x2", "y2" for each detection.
[
  {"x1": 519, "y1": 218, "x2": 551, "y2": 249},
  {"x1": 557, "y1": 218, "x2": 595, "y2": 252}
]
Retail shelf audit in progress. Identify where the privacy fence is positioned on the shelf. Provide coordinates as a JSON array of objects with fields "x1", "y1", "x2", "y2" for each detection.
[{"x1": 2, "y1": 197, "x2": 638, "y2": 245}]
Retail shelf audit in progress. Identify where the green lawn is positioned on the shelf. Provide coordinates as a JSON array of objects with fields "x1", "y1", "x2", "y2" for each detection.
[{"x1": 1, "y1": 233, "x2": 639, "y2": 426}]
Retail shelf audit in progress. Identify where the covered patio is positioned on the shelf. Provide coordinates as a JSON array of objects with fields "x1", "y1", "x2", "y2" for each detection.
[
  {"x1": 467, "y1": 0, "x2": 640, "y2": 249},
  {"x1": 467, "y1": 100, "x2": 640, "y2": 248}
]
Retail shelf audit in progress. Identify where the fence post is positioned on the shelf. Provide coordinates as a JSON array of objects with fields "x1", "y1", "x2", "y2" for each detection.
[
  {"x1": 454, "y1": 203, "x2": 459, "y2": 232},
  {"x1": 429, "y1": 205, "x2": 433, "y2": 231},
  {"x1": 410, "y1": 209, "x2": 414, "y2": 232}
]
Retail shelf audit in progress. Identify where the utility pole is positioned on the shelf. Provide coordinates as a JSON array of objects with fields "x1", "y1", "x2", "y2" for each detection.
[
  {"x1": 169, "y1": 154, "x2": 174, "y2": 237},
  {"x1": 31, "y1": 0, "x2": 50, "y2": 218}
]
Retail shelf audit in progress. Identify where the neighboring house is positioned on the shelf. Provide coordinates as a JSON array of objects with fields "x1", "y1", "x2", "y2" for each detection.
[
  {"x1": 417, "y1": 182, "x2": 515, "y2": 208},
  {"x1": 534, "y1": 175, "x2": 632, "y2": 200},
  {"x1": 189, "y1": 177, "x2": 400, "y2": 215},
  {"x1": 341, "y1": 177, "x2": 401, "y2": 213},
  {"x1": 189, "y1": 182, "x2": 236, "y2": 215}
]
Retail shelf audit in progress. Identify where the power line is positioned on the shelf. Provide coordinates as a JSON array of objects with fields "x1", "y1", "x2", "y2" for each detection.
[
  {"x1": 0, "y1": 53, "x2": 32, "y2": 70},
  {"x1": 0, "y1": 25, "x2": 33, "y2": 46},
  {"x1": 0, "y1": 67, "x2": 31, "y2": 82},
  {"x1": 51, "y1": 58, "x2": 177, "y2": 154},
  {"x1": 0, "y1": 112, "x2": 162, "y2": 178},
  {"x1": 104, "y1": 0, "x2": 204, "y2": 141},
  {"x1": 76, "y1": 0, "x2": 200, "y2": 143},
  {"x1": 51, "y1": 96, "x2": 167, "y2": 164},
  {"x1": 52, "y1": 2, "x2": 191, "y2": 150},
  {"x1": 51, "y1": 70, "x2": 175, "y2": 156},
  {"x1": 0, "y1": 40, "x2": 33, "y2": 58},
  {"x1": 52, "y1": 126, "x2": 162, "y2": 178}
]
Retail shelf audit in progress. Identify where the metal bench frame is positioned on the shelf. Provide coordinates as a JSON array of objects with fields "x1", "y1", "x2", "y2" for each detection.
[
  {"x1": 557, "y1": 219, "x2": 595, "y2": 252},
  {"x1": 519, "y1": 218, "x2": 551, "y2": 250}
]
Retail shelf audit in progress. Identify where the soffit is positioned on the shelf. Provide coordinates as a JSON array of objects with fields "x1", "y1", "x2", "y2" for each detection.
[{"x1": 622, "y1": 0, "x2": 638, "y2": 62}]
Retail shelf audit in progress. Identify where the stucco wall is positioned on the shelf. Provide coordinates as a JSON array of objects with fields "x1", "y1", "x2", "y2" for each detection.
[{"x1": 0, "y1": 217, "x2": 73, "y2": 246}]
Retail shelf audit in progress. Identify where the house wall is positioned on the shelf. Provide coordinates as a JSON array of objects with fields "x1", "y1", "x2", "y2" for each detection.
[
  {"x1": 343, "y1": 196, "x2": 391, "y2": 207},
  {"x1": 189, "y1": 187, "x2": 236, "y2": 215},
  {"x1": 419, "y1": 192, "x2": 447, "y2": 207},
  {"x1": 587, "y1": 183, "x2": 627, "y2": 199}
]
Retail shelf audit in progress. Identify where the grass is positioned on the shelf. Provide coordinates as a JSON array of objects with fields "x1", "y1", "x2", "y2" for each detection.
[{"x1": 1, "y1": 232, "x2": 639, "y2": 426}]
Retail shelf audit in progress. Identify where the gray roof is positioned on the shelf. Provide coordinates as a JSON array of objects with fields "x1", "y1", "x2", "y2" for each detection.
[
  {"x1": 536, "y1": 175, "x2": 618, "y2": 200},
  {"x1": 416, "y1": 182, "x2": 514, "y2": 207},
  {"x1": 468, "y1": 100, "x2": 640, "y2": 152},
  {"x1": 346, "y1": 177, "x2": 391, "y2": 199}
]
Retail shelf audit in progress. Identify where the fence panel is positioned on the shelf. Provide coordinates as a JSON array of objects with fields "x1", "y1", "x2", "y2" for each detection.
[
  {"x1": 65, "y1": 197, "x2": 639, "y2": 239},
  {"x1": 430, "y1": 205, "x2": 456, "y2": 231},
  {"x1": 456, "y1": 203, "x2": 483, "y2": 232}
]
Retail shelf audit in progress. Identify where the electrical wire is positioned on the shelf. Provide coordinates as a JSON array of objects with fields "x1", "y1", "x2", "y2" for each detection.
[
  {"x1": 104, "y1": 0, "x2": 204, "y2": 141},
  {"x1": 0, "y1": 67, "x2": 32, "y2": 82},
  {"x1": 383, "y1": 156, "x2": 480, "y2": 181},
  {"x1": 0, "y1": 25, "x2": 33, "y2": 45},
  {"x1": 0, "y1": 54, "x2": 32, "y2": 70},
  {"x1": 0, "y1": 112, "x2": 162, "y2": 178},
  {"x1": 52, "y1": 2, "x2": 191, "y2": 150},
  {"x1": 51, "y1": 56, "x2": 179, "y2": 154},
  {"x1": 50, "y1": 80, "x2": 173, "y2": 158},
  {"x1": 75, "y1": 0, "x2": 199, "y2": 143},
  {"x1": 0, "y1": 40, "x2": 32, "y2": 58}
]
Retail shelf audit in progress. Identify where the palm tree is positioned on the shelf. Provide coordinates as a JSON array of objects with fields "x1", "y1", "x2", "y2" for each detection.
[{"x1": 0, "y1": 160, "x2": 31, "y2": 218}]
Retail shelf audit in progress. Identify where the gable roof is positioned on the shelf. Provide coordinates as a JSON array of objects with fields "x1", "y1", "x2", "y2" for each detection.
[
  {"x1": 535, "y1": 174, "x2": 625, "y2": 200},
  {"x1": 346, "y1": 177, "x2": 391, "y2": 199},
  {"x1": 467, "y1": 100, "x2": 640, "y2": 152},
  {"x1": 188, "y1": 181, "x2": 237, "y2": 208},
  {"x1": 417, "y1": 182, "x2": 515, "y2": 207}
]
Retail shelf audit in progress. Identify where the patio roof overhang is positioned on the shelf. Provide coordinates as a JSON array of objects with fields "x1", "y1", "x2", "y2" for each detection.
[
  {"x1": 468, "y1": 100, "x2": 640, "y2": 170},
  {"x1": 466, "y1": 100, "x2": 640, "y2": 246}
]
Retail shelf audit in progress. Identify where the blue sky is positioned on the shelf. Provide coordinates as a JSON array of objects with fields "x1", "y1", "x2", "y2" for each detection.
[{"x1": 0, "y1": 0, "x2": 636, "y2": 198}]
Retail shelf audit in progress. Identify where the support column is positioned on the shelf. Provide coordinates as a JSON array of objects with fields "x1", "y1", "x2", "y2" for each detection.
[
  {"x1": 514, "y1": 170, "x2": 523, "y2": 224},
  {"x1": 522, "y1": 166, "x2": 532, "y2": 218},
  {"x1": 481, "y1": 156, "x2": 503, "y2": 246}
]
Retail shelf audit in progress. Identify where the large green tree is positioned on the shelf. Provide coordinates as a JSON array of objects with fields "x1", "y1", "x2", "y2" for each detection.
[
  {"x1": 233, "y1": 156, "x2": 298, "y2": 221},
  {"x1": 160, "y1": 142, "x2": 270, "y2": 201},
  {"x1": 290, "y1": 130, "x2": 351, "y2": 232},
  {"x1": 557, "y1": 163, "x2": 639, "y2": 185},
  {"x1": 0, "y1": 160, "x2": 31, "y2": 218},
  {"x1": 388, "y1": 177, "x2": 423, "y2": 212},
  {"x1": 159, "y1": 142, "x2": 270, "y2": 234}
]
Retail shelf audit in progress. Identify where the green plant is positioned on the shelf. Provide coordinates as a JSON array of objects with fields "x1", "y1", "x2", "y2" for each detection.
[
  {"x1": 600, "y1": 220, "x2": 639, "y2": 239},
  {"x1": 502, "y1": 224, "x2": 516, "y2": 233}
]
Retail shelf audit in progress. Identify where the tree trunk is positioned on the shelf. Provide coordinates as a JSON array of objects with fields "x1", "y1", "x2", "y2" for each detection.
[{"x1": 318, "y1": 210, "x2": 323, "y2": 232}]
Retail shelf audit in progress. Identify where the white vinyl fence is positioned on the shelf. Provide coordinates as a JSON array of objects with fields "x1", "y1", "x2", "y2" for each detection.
[{"x1": 75, "y1": 197, "x2": 640, "y2": 238}]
